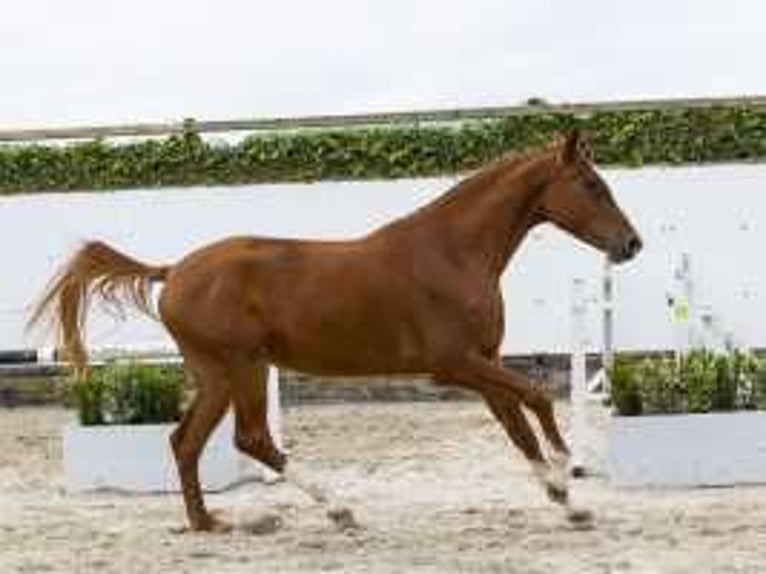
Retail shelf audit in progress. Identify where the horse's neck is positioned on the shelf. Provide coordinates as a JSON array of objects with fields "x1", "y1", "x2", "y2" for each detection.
[{"x1": 421, "y1": 153, "x2": 553, "y2": 278}]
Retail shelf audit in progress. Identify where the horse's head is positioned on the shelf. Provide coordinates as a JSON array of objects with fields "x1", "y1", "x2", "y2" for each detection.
[{"x1": 536, "y1": 131, "x2": 642, "y2": 263}]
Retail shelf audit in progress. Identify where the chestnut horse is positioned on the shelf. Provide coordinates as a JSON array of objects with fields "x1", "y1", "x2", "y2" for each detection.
[{"x1": 29, "y1": 131, "x2": 641, "y2": 532}]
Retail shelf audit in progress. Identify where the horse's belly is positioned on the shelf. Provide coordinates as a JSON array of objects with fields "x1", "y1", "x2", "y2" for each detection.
[{"x1": 267, "y1": 311, "x2": 423, "y2": 376}]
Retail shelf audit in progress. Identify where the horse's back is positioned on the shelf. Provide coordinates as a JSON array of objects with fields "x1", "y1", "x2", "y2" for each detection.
[{"x1": 157, "y1": 234, "x2": 394, "y2": 350}]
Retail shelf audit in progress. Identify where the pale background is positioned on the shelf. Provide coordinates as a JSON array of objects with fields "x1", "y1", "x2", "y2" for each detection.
[{"x1": 0, "y1": 0, "x2": 763, "y2": 127}]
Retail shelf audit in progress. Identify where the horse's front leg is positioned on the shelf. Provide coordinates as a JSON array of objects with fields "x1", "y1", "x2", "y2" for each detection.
[
  {"x1": 481, "y1": 390, "x2": 569, "y2": 505},
  {"x1": 441, "y1": 353, "x2": 569, "y2": 458},
  {"x1": 437, "y1": 353, "x2": 592, "y2": 524}
]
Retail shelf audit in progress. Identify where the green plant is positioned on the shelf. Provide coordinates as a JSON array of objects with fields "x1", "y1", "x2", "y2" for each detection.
[
  {"x1": 72, "y1": 375, "x2": 107, "y2": 426},
  {"x1": 749, "y1": 356, "x2": 766, "y2": 410},
  {"x1": 609, "y1": 355, "x2": 643, "y2": 416},
  {"x1": 733, "y1": 351, "x2": 766, "y2": 410},
  {"x1": 610, "y1": 350, "x2": 766, "y2": 416},
  {"x1": 3, "y1": 102, "x2": 766, "y2": 195},
  {"x1": 678, "y1": 349, "x2": 719, "y2": 413},
  {"x1": 638, "y1": 356, "x2": 682, "y2": 415},
  {"x1": 71, "y1": 362, "x2": 186, "y2": 426}
]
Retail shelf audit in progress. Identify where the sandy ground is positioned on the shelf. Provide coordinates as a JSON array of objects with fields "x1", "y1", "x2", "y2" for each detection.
[{"x1": 2, "y1": 401, "x2": 766, "y2": 573}]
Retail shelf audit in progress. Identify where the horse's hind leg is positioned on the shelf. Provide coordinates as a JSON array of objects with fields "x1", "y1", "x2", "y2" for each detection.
[
  {"x1": 170, "y1": 345, "x2": 231, "y2": 532},
  {"x1": 230, "y1": 359, "x2": 356, "y2": 529},
  {"x1": 230, "y1": 360, "x2": 286, "y2": 472}
]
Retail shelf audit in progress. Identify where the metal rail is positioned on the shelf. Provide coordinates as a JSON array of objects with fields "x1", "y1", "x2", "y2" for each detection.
[{"x1": 1, "y1": 95, "x2": 764, "y2": 143}]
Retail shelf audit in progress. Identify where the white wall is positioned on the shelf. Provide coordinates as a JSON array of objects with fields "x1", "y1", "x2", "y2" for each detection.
[
  {"x1": 1, "y1": 0, "x2": 764, "y2": 128},
  {"x1": 3, "y1": 163, "x2": 766, "y2": 355}
]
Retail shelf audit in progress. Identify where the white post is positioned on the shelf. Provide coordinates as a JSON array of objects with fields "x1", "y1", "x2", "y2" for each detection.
[
  {"x1": 266, "y1": 365, "x2": 283, "y2": 451},
  {"x1": 671, "y1": 252, "x2": 694, "y2": 361},
  {"x1": 570, "y1": 278, "x2": 588, "y2": 477},
  {"x1": 602, "y1": 256, "x2": 614, "y2": 396}
]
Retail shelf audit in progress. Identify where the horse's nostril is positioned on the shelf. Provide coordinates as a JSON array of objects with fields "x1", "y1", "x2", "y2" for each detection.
[{"x1": 626, "y1": 236, "x2": 643, "y2": 257}]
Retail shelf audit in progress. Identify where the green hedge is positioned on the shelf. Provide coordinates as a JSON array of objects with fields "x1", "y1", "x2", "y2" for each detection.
[
  {"x1": 2, "y1": 104, "x2": 766, "y2": 194},
  {"x1": 610, "y1": 349, "x2": 766, "y2": 417},
  {"x1": 72, "y1": 362, "x2": 185, "y2": 426}
]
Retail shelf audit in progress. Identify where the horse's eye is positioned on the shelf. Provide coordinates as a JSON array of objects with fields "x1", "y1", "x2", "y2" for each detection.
[{"x1": 581, "y1": 179, "x2": 601, "y2": 194}]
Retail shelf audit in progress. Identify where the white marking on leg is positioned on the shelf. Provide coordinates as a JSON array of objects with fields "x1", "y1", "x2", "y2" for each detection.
[
  {"x1": 550, "y1": 451, "x2": 570, "y2": 474},
  {"x1": 530, "y1": 461, "x2": 553, "y2": 490},
  {"x1": 549, "y1": 451, "x2": 571, "y2": 489}
]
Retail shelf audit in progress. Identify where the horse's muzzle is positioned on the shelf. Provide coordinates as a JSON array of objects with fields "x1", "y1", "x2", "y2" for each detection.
[{"x1": 610, "y1": 234, "x2": 643, "y2": 263}]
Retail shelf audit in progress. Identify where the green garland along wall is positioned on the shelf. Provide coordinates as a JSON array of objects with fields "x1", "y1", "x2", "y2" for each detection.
[{"x1": 1, "y1": 104, "x2": 766, "y2": 195}]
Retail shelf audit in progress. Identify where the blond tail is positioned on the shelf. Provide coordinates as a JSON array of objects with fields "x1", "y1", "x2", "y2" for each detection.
[{"x1": 26, "y1": 241, "x2": 169, "y2": 373}]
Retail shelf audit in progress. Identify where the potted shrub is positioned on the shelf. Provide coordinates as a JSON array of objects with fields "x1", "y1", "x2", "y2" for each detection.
[
  {"x1": 608, "y1": 349, "x2": 766, "y2": 487},
  {"x1": 62, "y1": 362, "x2": 257, "y2": 493}
]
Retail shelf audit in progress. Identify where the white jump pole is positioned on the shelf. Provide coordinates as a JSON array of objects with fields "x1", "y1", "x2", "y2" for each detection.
[
  {"x1": 671, "y1": 252, "x2": 694, "y2": 361},
  {"x1": 266, "y1": 365, "x2": 283, "y2": 451},
  {"x1": 602, "y1": 256, "x2": 614, "y2": 396},
  {"x1": 570, "y1": 277, "x2": 588, "y2": 477}
]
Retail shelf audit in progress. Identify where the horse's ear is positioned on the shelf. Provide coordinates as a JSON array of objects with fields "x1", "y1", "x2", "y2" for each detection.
[
  {"x1": 578, "y1": 131, "x2": 595, "y2": 162},
  {"x1": 555, "y1": 130, "x2": 594, "y2": 164},
  {"x1": 561, "y1": 130, "x2": 581, "y2": 164}
]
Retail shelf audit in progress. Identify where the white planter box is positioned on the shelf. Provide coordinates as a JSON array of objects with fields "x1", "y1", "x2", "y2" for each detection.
[
  {"x1": 608, "y1": 411, "x2": 766, "y2": 487},
  {"x1": 62, "y1": 414, "x2": 266, "y2": 493}
]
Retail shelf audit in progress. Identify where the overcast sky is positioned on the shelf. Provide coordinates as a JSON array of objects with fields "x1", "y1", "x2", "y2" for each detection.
[{"x1": 0, "y1": 0, "x2": 764, "y2": 128}]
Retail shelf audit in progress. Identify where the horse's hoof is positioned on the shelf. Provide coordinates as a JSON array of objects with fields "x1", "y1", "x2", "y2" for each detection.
[
  {"x1": 236, "y1": 435, "x2": 287, "y2": 473},
  {"x1": 271, "y1": 450, "x2": 288, "y2": 473},
  {"x1": 261, "y1": 443, "x2": 288, "y2": 473},
  {"x1": 546, "y1": 483, "x2": 569, "y2": 505}
]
